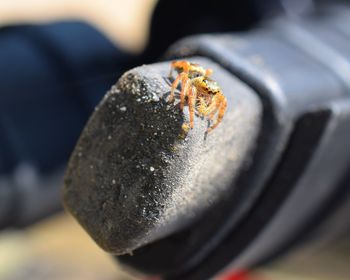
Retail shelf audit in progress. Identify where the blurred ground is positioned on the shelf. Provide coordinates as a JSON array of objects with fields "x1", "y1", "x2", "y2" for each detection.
[
  {"x1": 0, "y1": 213, "x2": 349, "y2": 280},
  {"x1": 0, "y1": 214, "x2": 136, "y2": 280},
  {"x1": 258, "y1": 237, "x2": 350, "y2": 280}
]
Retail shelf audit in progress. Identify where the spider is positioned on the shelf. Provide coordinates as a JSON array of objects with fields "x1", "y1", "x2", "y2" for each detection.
[{"x1": 168, "y1": 60, "x2": 227, "y2": 132}]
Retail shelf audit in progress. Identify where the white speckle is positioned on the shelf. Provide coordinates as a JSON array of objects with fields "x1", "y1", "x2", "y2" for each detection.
[
  {"x1": 77, "y1": 152, "x2": 82, "y2": 157},
  {"x1": 107, "y1": 135, "x2": 112, "y2": 140},
  {"x1": 119, "y1": 106, "x2": 127, "y2": 112},
  {"x1": 90, "y1": 165, "x2": 94, "y2": 169},
  {"x1": 151, "y1": 92, "x2": 160, "y2": 102},
  {"x1": 150, "y1": 166, "x2": 155, "y2": 172},
  {"x1": 112, "y1": 179, "x2": 116, "y2": 185}
]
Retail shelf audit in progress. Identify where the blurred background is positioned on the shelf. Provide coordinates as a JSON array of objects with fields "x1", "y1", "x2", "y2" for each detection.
[{"x1": 0, "y1": 0, "x2": 349, "y2": 279}]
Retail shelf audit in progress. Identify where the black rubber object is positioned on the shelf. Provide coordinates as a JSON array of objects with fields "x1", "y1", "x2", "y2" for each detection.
[
  {"x1": 63, "y1": 58, "x2": 262, "y2": 255},
  {"x1": 117, "y1": 4, "x2": 350, "y2": 279}
]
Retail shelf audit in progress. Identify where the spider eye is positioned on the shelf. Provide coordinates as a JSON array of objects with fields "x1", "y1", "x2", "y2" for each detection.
[{"x1": 189, "y1": 72, "x2": 199, "y2": 78}]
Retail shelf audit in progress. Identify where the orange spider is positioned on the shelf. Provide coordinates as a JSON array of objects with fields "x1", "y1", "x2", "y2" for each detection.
[{"x1": 168, "y1": 60, "x2": 227, "y2": 132}]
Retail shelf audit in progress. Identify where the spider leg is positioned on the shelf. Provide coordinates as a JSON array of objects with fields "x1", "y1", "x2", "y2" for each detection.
[
  {"x1": 207, "y1": 95, "x2": 227, "y2": 132},
  {"x1": 179, "y1": 75, "x2": 190, "y2": 111},
  {"x1": 169, "y1": 72, "x2": 186, "y2": 103},
  {"x1": 205, "y1": 68, "x2": 213, "y2": 77},
  {"x1": 169, "y1": 74, "x2": 181, "y2": 103},
  {"x1": 188, "y1": 86, "x2": 197, "y2": 129},
  {"x1": 208, "y1": 106, "x2": 219, "y2": 120},
  {"x1": 169, "y1": 61, "x2": 191, "y2": 77}
]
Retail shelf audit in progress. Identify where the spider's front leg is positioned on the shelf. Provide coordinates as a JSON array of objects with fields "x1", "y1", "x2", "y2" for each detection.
[
  {"x1": 207, "y1": 94, "x2": 227, "y2": 132},
  {"x1": 208, "y1": 105, "x2": 219, "y2": 120}
]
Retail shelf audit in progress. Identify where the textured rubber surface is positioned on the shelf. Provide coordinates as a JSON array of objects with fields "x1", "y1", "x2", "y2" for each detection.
[{"x1": 63, "y1": 57, "x2": 262, "y2": 255}]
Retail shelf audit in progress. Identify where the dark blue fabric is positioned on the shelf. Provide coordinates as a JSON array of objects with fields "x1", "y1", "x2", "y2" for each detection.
[{"x1": 0, "y1": 21, "x2": 133, "y2": 174}]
